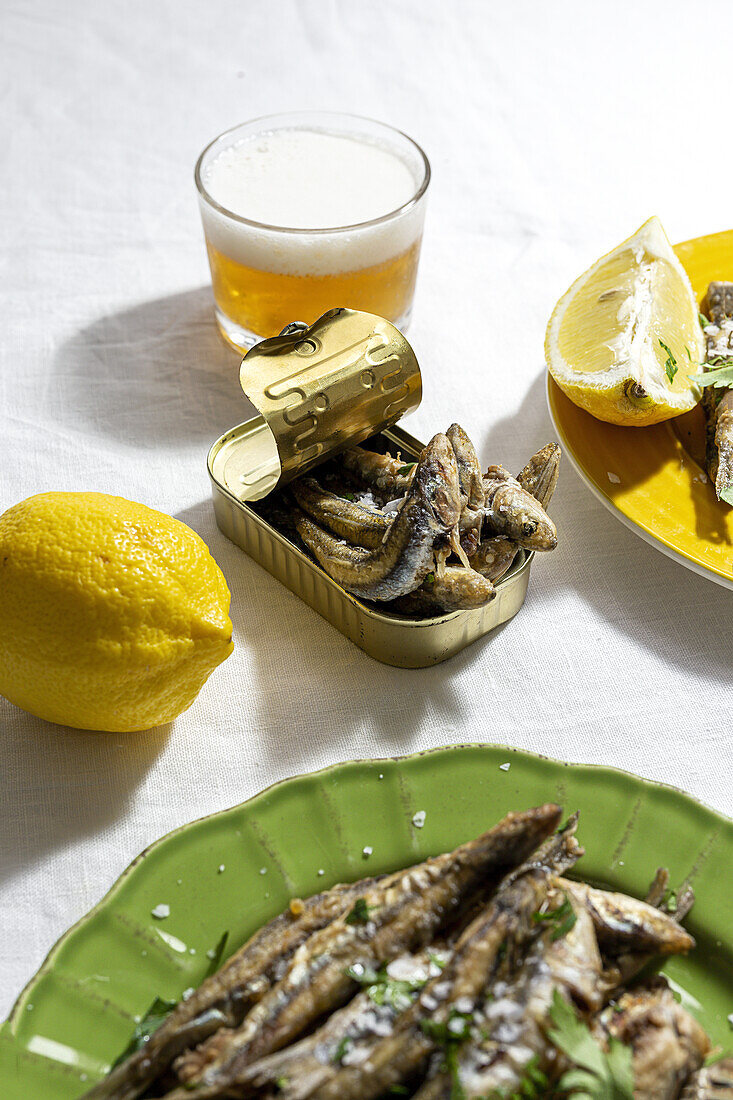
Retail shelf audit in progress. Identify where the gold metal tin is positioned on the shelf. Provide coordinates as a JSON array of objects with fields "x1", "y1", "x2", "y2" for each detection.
[
  {"x1": 208, "y1": 420, "x2": 533, "y2": 668},
  {"x1": 235, "y1": 308, "x2": 421, "y2": 499}
]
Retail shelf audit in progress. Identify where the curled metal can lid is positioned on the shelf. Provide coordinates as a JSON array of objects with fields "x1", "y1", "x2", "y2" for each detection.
[{"x1": 238, "y1": 308, "x2": 422, "y2": 491}]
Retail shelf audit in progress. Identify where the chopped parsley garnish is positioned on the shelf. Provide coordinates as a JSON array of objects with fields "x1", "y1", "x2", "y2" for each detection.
[
  {"x1": 388, "y1": 1087, "x2": 410, "y2": 1096},
  {"x1": 420, "y1": 1009, "x2": 473, "y2": 1100},
  {"x1": 203, "y1": 930, "x2": 229, "y2": 978},
  {"x1": 429, "y1": 951, "x2": 447, "y2": 970},
  {"x1": 345, "y1": 897, "x2": 376, "y2": 925},
  {"x1": 659, "y1": 339, "x2": 678, "y2": 383},
  {"x1": 345, "y1": 962, "x2": 427, "y2": 1012},
  {"x1": 549, "y1": 989, "x2": 635, "y2": 1100},
  {"x1": 424, "y1": 572, "x2": 436, "y2": 585},
  {"x1": 532, "y1": 891, "x2": 577, "y2": 941},
  {"x1": 661, "y1": 888, "x2": 678, "y2": 914},
  {"x1": 396, "y1": 462, "x2": 416, "y2": 475},
  {"x1": 332, "y1": 1035, "x2": 352, "y2": 1064},
  {"x1": 110, "y1": 995, "x2": 178, "y2": 1068},
  {"x1": 699, "y1": 311, "x2": 711, "y2": 329},
  {"x1": 110, "y1": 929, "x2": 229, "y2": 1068},
  {"x1": 342, "y1": 492, "x2": 356, "y2": 502}
]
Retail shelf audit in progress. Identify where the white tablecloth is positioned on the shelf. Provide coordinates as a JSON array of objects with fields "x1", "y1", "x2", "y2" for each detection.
[{"x1": 2, "y1": 0, "x2": 732, "y2": 1019}]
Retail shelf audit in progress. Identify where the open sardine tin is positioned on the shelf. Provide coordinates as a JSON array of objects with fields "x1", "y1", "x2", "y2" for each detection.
[{"x1": 208, "y1": 307, "x2": 532, "y2": 668}]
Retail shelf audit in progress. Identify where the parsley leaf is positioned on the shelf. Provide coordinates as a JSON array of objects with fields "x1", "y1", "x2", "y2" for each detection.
[
  {"x1": 690, "y1": 359, "x2": 733, "y2": 389},
  {"x1": 659, "y1": 340, "x2": 678, "y2": 383},
  {"x1": 549, "y1": 990, "x2": 634, "y2": 1100},
  {"x1": 345, "y1": 898, "x2": 375, "y2": 925},
  {"x1": 532, "y1": 891, "x2": 577, "y2": 941},
  {"x1": 699, "y1": 311, "x2": 711, "y2": 329},
  {"x1": 332, "y1": 1035, "x2": 352, "y2": 1064},
  {"x1": 345, "y1": 962, "x2": 427, "y2": 1013},
  {"x1": 396, "y1": 463, "x2": 416, "y2": 476},
  {"x1": 204, "y1": 931, "x2": 229, "y2": 978},
  {"x1": 110, "y1": 996, "x2": 178, "y2": 1069},
  {"x1": 341, "y1": 492, "x2": 356, "y2": 502}
]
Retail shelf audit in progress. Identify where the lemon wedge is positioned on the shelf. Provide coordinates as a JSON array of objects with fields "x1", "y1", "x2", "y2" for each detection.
[{"x1": 545, "y1": 217, "x2": 704, "y2": 426}]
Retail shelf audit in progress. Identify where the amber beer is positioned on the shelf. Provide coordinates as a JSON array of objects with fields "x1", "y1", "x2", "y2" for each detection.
[
  {"x1": 205, "y1": 239, "x2": 422, "y2": 344},
  {"x1": 195, "y1": 113, "x2": 430, "y2": 351}
]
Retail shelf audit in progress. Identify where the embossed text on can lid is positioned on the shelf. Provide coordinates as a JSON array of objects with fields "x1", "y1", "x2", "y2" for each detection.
[{"x1": 234, "y1": 308, "x2": 422, "y2": 499}]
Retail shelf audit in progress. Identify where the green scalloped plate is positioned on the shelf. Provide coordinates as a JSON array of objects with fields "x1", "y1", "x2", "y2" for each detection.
[{"x1": 2, "y1": 745, "x2": 731, "y2": 1098}]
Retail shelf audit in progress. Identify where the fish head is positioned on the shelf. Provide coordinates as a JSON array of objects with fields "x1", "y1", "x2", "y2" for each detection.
[{"x1": 415, "y1": 433, "x2": 462, "y2": 531}]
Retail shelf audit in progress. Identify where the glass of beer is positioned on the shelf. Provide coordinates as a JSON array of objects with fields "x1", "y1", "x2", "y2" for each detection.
[{"x1": 195, "y1": 111, "x2": 430, "y2": 351}]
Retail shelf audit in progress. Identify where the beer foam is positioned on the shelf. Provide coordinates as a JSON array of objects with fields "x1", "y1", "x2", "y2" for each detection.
[{"x1": 199, "y1": 128, "x2": 426, "y2": 275}]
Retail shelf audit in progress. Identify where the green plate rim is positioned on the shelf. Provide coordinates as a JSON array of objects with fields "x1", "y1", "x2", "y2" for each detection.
[{"x1": 4, "y1": 740, "x2": 731, "y2": 1039}]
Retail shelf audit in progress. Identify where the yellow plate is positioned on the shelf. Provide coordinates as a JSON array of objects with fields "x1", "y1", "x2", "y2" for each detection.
[{"x1": 547, "y1": 228, "x2": 733, "y2": 590}]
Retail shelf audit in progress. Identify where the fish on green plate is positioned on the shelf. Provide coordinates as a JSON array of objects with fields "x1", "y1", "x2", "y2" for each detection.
[{"x1": 1, "y1": 745, "x2": 731, "y2": 1099}]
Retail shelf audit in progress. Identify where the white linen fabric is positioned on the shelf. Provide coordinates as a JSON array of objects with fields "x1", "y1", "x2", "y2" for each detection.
[{"x1": 1, "y1": 0, "x2": 731, "y2": 1019}]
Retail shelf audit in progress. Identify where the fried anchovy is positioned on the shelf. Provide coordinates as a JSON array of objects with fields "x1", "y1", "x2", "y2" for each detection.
[
  {"x1": 446, "y1": 424, "x2": 485, "y2": 510},
  {"x1": 563, "y1": 880, "x2": 695, "y2": 957},
  {"x1": 389, "y1": 565, "x2": 495, "y2": 615},
  {"x1": 414, "y1": 866, "x2": 696, "y2": 1100},
  {"x1": 470, "y1": 444, "x2": 562, "y2": 581},
  {"x1": 341, "y1": 446, "x2": 414, "y2": 498},
  {"x1": 262, "y1": 823, "x2": 582, "y2": 1100},
  {"x1": 681, "y1": 1057, "x2": 733, "y2": 1100},
  {"x1": 517, "y1": 442, "x2": 562, "y2": 508},
  {"x1": 482, "y1": 464, "x2": 558, "y2": 550},
  {"x1": 444, "y1": 423, "x2": 484, "y2": 566},
  {"x1": 294, "y1": 433, "x2": 461, "y2": 600},
  {"x1": 468, "y1": 536, "x2": 519, "y2": 583},
  {"x1": 162, "y1": 806, "x2": 561, "y2": 1098},
  {"x1": 702, "y1": 282, "x2": 733, "y2": 503},
  {"x1": 224, "y1": 947, "x2": 447, "y2": 1099},
  {"x1": 294, "y1": 868, "x2": 560, "y2": 1100},
  {"x1": 415, "y1": 877, "x2": 605, "y2": 1100},
  {"x1": 595, "y1": 978, "x2": 710, "y2": 1100},
  {"x1": 291, "y1": 477, "x2": 389, "y2": 549},
  {"x1": 81, "y1": 880, "x2": 378, "y2": 1100}
]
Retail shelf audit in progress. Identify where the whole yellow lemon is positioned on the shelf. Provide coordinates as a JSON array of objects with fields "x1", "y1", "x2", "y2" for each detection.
[{"x1": 0, "y1": 492, "x2": 234, "y2": 732}]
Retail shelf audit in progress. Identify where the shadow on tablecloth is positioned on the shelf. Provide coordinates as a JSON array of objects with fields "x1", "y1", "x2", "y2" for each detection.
[
  {"x1": 0, "y1": 703, "x2": 169, "y2": 887},
  {"x1": 174, "y1": 498, "x2": 486, "y2": 771},
  {"x1": 51, "y1": 287, "x2": 243, "y2": 448}
]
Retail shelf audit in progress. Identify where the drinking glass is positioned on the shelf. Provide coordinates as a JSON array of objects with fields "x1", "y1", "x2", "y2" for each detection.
[{"x1": 195, "y1": 111, "x2": 430, "y2": 351}]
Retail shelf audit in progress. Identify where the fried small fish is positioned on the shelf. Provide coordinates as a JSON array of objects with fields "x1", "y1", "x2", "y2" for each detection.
[
  {"x1": 468, "y1": 536, "x2": 519, "y2": 583},
  {"x1": 446, "y1": 424, "x2": 484, "y2": 511},
  {"x1": 517, "y1": 442, "x2": 561, "y2": 508},
  {"x1": 681, "y1": 1057, "x2": 733, "y2": 1100},
  {"x1": 414, "y1": 880, "x2": 604, "y2": 1100},
  {"x1": 483, "y1": 464, "x2": 558, "y2": 550},
  {"x1": 301, "y1": 869, "x2": 560, "y2": 1100},
  {"x1": 162, "y1": 806, "x2": 561, "y2": 1099},
  {"x1": 291, "y1": 477, "x2": 389, "y2": 549},
  {"x1": 389, "y1": 565, "x2": 495, "y2": 615},
  {"x1": 81, "y1": 879, "x2": 380, "y2": 1100},
  {"x1": 562, "y1": 880, "x2": 695, "y2": 957},
  {"x1": 341, "y1": 446, "x2": 414, "y2": 499},
  {"x1": 595, "y1": 978, "x2": 710, "y2": 1100},
  {"x1": 295, "y1": 433, "x2": 461, "y2": 601},
  {"x1": 702, "y1": 282, "x2": 733, "y2": 503}
]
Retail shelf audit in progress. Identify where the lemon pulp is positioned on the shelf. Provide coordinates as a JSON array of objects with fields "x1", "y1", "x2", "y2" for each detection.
[{"x1": 546, "y1": 217, "x2": 704, "y2": 426}]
